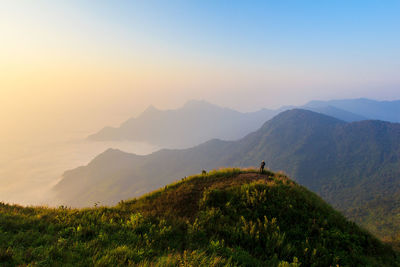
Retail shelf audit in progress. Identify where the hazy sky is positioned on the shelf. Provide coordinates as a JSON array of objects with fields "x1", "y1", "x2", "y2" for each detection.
[{"x1": 1, "y1": 0, "x2": 400, "y2": 142}]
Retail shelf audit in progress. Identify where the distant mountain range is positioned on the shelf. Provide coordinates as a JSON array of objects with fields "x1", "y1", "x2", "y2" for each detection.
[
  {"x1": 304, "y1": 98, "x2": 400, "y2": 122},
  {"x1": 88, "y1": 98, "x2": 400, "y2": 148},
  {"x1": 56, "y1": 109, "x2": 400, "y2": 241},
  {"x1": 88, "y1": 100, "x2": 279, "y2": 148}
]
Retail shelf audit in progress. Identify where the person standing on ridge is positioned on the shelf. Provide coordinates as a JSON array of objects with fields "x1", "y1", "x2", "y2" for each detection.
[{"x1": 260, "y1": 160, "x2": 265, "y2": 174}]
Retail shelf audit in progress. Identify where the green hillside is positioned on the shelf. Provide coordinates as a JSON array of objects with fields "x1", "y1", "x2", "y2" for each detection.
[{"x1": 3, "y1": 169, "x2": 399, "y2": 266}]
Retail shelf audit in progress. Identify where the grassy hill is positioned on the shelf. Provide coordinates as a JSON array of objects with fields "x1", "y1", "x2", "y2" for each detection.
[{"x1": 3, "y1": 169, "x2": 399, "y2": 266}]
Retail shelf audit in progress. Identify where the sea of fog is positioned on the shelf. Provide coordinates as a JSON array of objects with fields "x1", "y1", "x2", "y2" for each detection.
[{"x1": 0, "y1": 132, "x2": 159, "y2": 207}]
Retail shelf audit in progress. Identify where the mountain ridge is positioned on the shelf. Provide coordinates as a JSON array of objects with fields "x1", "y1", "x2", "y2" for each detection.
[
  {"x1": 88, "y1": 100, "x2": 279, "y2": 148},
  {"x1": 88, "y1": 98, "x2": 400, "y2": 149},
  {"x1": 304, "y1": 98, "x2": 400, "y2": 122}
]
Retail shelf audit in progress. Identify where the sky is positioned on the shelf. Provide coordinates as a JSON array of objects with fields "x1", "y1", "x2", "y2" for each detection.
[{"x1": 1, "y1": 0, "x2": 400, "y2": 142}]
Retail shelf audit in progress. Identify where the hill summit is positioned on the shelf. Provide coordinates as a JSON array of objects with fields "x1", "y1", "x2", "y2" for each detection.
[{"x1": 2, "y1": 169, "x2": 398, "y2": 266}]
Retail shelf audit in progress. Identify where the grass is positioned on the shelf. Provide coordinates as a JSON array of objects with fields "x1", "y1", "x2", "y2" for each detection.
[{"x1": 0, "y1": 168, "x2": 399, "y2": 266}]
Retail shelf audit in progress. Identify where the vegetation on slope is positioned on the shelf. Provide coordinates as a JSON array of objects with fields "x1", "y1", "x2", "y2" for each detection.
[{"x1": 2, "y1": 169, "x2": 399, "y2": 266}]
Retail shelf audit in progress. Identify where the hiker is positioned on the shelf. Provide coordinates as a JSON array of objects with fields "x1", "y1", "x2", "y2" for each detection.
[{"x1": 260, "y1": 160, "x2": 265, "y2": 174}]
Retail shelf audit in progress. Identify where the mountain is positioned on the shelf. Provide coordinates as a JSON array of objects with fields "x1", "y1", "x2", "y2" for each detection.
[
  {"x1": 88, "y1": 98, "x2": 400, "y2": 149},
  {"x1": 88, "y1": 98, "x2": 390, "y2": 149},
  {"x1": 271, "y1": 104, "x2": 367, "y2": 122},
  {"x1": 304, "y1": 98, "x2": 400, "y2": 122},
  {"x1": 55, "y1": 109, "x2": 400, "y2": 243},
  {"x1": 3, "y1": 169, "x2": 399, "y2": 266},
  {"x1": 88, "y1": 100, "x2": 280, "y2": 148},
  {"x1": 302, "y1": 105, "x2": 368, "y2": 122}
]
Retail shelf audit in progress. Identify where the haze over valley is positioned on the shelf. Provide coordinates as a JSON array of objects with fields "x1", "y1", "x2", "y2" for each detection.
[
  {"x1": 0, "y1": 131, "x2": 158, "y2": 206},
  {"x1": 3, "y1": 98, "x2": 399, "y2": 207}
]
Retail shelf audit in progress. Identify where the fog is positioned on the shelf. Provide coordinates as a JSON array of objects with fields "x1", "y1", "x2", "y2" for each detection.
[{"x1": 0, "y1": 129, "x2": 158, "y2": 206}]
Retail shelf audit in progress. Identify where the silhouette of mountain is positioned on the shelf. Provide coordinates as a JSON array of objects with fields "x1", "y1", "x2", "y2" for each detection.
[
  {"x1": 89, "y1": 98, "x2": 398, "y2": 149},
  {"x1": 304, "y1": 98, "x2": 400, "y2": 122},
  {"x1": 302, "y1": 105, "x2": 368, "y2": 122},
  {"x1": 88, "y1": 100, "x2": 279, "y2": 148}
]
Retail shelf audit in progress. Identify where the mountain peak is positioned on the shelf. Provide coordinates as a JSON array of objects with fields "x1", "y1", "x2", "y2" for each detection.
[
  {"x1": 183, "y1": 99, "x2": 222, "y2": 110},
  {"x1": 265, "y1": 108, "x2": 345, "y2": 126},
  {"x1": 91, "y1": 148, "x2": 135, "y2": 164},
  {"x1": 143, "y1": 104, "x2": 159, "y2": 113}
]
